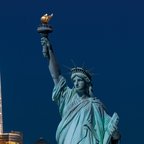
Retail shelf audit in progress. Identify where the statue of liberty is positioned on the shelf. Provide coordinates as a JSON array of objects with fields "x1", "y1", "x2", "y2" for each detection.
[{"x1": 37, "y1": 14, "x2": 121, "y2": 144}]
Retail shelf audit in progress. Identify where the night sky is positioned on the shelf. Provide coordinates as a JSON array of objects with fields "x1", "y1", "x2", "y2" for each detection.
[{"x1": 0, "y1": 0, "x2": 144, "y2": 144}]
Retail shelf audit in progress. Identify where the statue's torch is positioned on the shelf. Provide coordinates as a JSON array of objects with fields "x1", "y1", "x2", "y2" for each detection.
[{"x1": 37, "y1": 13, "x2": 53, "y2": 57}]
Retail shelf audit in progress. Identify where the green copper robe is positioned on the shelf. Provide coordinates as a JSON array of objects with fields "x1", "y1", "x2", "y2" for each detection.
[{"x1": 52, "y1": 76, "x2": 114, "y2": 144}]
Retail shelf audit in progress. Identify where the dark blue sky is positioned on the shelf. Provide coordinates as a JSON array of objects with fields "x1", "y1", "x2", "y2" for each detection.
[{"x1": 0, "y1": 0, "x2": 144, "y2": 143}]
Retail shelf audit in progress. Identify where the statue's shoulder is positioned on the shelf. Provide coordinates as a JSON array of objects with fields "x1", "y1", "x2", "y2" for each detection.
[
  {"x1": 89, "y1": 97, "x2": 106, "y2": 109},
  {"x1": 89, "y1": 97, "x2": 101, "y2": 103}
]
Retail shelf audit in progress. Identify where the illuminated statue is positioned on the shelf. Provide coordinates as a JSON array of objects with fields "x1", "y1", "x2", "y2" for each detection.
[{"x1": 38, "y1": 14, "x2": 121, "y2": 144}]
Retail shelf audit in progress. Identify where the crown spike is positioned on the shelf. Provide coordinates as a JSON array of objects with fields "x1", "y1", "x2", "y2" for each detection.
[
  {"x1": 62, "y1": 65, "x2": 71, "y2": 71},
  {"x1": 70, "y1": 59, "x2": 77, "y2": 68},
  {"x1": 82, "y1": 62, "x2": 86, "y2": 69}
]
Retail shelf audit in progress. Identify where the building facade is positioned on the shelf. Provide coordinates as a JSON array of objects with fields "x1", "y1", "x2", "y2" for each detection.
[
  {"x1": 0, "y1": 131, "x2": 23, "y2": 144},
  {"x1": 0, "y1": 77, "x2": 23, "y2": 144}
]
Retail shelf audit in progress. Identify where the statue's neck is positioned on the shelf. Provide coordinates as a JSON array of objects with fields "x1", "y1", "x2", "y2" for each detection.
[{"x1": 76, "y1": 90, "x2": 89, "y2": 98}]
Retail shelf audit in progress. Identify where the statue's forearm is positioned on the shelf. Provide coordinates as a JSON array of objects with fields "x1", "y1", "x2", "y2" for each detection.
[
  {"x1": 47, "y1": 46, "x2": 61, "y2": 85},
  {"x1": 41, "y1": 37, "x2": 61, "y2": 85}
]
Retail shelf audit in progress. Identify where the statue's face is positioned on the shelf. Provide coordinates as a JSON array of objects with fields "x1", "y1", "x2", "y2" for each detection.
[{"x1": 72, "y1": 76, "x2": 86, "y2": 92}]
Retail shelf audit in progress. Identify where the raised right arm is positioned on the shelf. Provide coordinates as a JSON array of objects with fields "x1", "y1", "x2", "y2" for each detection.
[{"x1": 41, "y1": 37, "x2": 61, "y2": 85}]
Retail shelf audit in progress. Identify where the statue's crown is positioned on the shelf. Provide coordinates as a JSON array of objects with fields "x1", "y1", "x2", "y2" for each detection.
[{"x1": 71, "y1": 67, "x2": 92, "y2": 80}]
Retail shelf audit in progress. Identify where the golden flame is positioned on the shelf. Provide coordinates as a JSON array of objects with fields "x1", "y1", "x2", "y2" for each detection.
[{"x1": 40, "y1": 13, "x2": 53, "y2": 24}]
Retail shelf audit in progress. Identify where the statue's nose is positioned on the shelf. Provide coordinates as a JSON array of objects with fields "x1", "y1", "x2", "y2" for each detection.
[{"x1": 75, "y1": 81, "x2": 79, "y2": 87}]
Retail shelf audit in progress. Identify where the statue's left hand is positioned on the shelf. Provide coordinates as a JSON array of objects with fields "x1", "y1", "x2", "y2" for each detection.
[{"x1": 112, "y1": 131, "x2": 121, "y2": 140}]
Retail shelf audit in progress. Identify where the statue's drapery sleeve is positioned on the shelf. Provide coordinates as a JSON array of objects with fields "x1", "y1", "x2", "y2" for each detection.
[{"x1": 52, "y1": 75, "x2": 72, "y2": 116}]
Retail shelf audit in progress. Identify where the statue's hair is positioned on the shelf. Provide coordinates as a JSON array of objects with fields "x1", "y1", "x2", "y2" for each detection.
[{"x1": 88, "y1": 84, "x2": 94, "y2": 97}]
